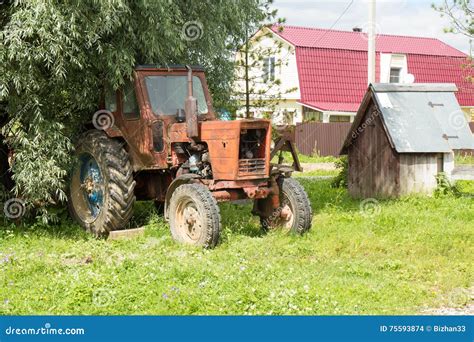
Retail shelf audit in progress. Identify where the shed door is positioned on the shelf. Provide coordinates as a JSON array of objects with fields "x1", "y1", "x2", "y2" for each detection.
[{"x1": 437, "y1": 154, "x2": 444, "y2": 173}]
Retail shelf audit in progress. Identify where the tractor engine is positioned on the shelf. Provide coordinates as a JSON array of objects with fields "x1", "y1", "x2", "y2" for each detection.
[
  {"x1": 238, "y1": 128, "x2": 267, "y2": 177},
  {"x1": 171, "y1": 121, "x2": 271, "y2": 181},
  {"x1": 173, "y1": 142, "x2": 213, "y2": 179}
]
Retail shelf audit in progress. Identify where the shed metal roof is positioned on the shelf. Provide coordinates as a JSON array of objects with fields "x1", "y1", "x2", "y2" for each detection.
[{"x1": 342, "y1": 83, "x2": 474, "y2": 154}]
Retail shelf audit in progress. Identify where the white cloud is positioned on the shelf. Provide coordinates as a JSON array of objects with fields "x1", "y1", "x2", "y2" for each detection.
[{"x1": 273, "y1": 0, "x2": 471, "y2": 54}]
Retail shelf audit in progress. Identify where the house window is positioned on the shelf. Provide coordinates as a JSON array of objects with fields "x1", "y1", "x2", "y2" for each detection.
[
  {"x1": 263, "y1": 57, "x2": 275, "y2": 82},
  {"x1": 389, "y1": 67, "x2": 401, "y2": 83},
  {"x1": 303, "y1": 107, "x2": 323, "y2": 122},
  {"x1": 329, "y1": 115, "x2": 351, "y2": 123}
]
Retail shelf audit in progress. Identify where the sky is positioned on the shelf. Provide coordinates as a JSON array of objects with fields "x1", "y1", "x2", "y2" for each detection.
[{"x1": 272, "y1": 0, "x2": 472, "y2": 54}]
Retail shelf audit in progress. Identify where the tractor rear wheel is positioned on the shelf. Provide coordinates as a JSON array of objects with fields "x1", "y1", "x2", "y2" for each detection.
[
  {"x1": 169, "y1": 184, "x2": 221, "y2": 248},
  {"x1": 259, "y1": 177, "x2": 312, "y2": 234},
  {"x1": 68, "y1": 130, "x2": 136, "y2": 237}
]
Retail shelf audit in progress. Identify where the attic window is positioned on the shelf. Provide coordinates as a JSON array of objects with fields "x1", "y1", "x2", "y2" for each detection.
[
  {"x1": 389, "y1": 67, "x2": 401, "y2": 83},
  {"x1": 263, "y1": 57, "x2": 275, "y2": 82}
]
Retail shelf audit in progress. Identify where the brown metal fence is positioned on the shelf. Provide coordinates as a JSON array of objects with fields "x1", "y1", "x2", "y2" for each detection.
[
  {"x1": 295, "y1": 122, "x2": 352, "y2": 156},
  {"x1": 295, "y1": 122, "x2": 474, "y2": 157}
]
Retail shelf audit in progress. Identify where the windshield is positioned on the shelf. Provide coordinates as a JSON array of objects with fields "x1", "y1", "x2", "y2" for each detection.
[{"x1": 145, "y1": 75, "x2": 208, "y2": 116}]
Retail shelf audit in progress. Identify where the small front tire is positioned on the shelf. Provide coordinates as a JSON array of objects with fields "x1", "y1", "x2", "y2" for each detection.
[
  {"x1": 260, "y1": 177, "x2": 312, "y2": 234},
  {"x1": 169, "y1": 184, "x2": 221, "y2": 248}
]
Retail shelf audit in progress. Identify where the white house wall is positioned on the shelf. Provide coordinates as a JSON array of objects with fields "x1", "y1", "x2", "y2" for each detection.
[{"x1": 234, "y1": 28, "x2": 302, "y2": 124}]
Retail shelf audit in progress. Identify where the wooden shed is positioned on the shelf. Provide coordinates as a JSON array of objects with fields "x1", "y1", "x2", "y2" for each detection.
[{"x1": 341, "y1": 83, "x2": 474, "y2": 198}]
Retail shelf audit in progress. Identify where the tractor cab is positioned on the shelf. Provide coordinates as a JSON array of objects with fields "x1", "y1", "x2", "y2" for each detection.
[{"x1": 102, "y1": 65, "x2": 215, "y2": 170}]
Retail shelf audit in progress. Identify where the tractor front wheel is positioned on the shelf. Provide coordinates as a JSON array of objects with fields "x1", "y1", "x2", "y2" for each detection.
[
  {"x1": 259, "y1": 177, "x2": 312, "y2": 234},
  {"x1": 68, "y1": 130, "x2": 136, "y2": 237},
  {"x1": 169, "y1": 184, "x2": 221, "y2": 248}
]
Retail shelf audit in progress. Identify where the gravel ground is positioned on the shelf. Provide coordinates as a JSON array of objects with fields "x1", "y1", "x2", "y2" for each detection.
[
  {"x1": 421, "y1": 304, "x2": 474, "y2": 315},
  {"x1": 421, "y1": 287, "x2": 474, "y2": 315},
  {"x1": 452, "y1": 165, "x2": 474, "y2": 181}
]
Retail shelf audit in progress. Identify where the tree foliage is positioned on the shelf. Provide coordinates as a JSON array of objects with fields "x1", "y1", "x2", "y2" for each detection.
[
  {"x1": 434, "y1": 0, "x2": 474, "y2": 84},
  {"x1": 433, "y1": 0, "x2": 474, "y2": 38},
  {"x1": 233, "y1": 25, "x2": 297, "y2": 121},
  {"x1": 0, "y1": 0, "x2": 273, "y2": 221}
]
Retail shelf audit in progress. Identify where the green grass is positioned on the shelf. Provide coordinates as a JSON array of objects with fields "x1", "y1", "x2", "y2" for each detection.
[
  {"x1": 455, "y1": 154, "x2": 474, "y2": 165},
  {"x1": 294, "y1": 169, "x2": 338, "y2": 177},
  {"x1": 272, "y1": 151, "x2": 339, "y2": 164},
  {"x1": 0, "y1": 180, "x2": 473, "y2": 315}
]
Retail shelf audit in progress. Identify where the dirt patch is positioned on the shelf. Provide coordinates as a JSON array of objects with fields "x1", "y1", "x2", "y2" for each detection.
[
  {"x1": 421, "y1": 287, "x2": 474, "y2": 315},
  {"x1": 300, "y1": 163, "x2": 336, "y2": 172},
  {"x1": 421, "y1": 304, "x2": 474, "y2": 315}
]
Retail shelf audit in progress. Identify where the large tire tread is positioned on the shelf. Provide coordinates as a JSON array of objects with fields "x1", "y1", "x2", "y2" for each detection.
[{"x1": 69, "y1": 130, "x2": 136, "y2": 236}]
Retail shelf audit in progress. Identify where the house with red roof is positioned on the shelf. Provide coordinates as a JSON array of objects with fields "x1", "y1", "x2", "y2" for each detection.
[{"x1": 234, "y1": 25, "x2": 474, "y2": 124}]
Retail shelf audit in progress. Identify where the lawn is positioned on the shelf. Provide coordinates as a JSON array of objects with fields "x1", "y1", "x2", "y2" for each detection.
[
  {"x1": 455, "y1": 154, "x2": 474, "y2": 165},
  {"x1": 294, "y1": 169, "x2": 338, "y2": 177},
  {"x1": 0, "y1": 179, "x2": 472, "y2": 315},
  {"x1": 272, "y1": 151, "x2": 339, "y2": 164}
]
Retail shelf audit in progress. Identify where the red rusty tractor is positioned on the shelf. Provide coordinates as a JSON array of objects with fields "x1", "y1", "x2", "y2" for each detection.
[{"x1": 68, "y1": 65, "x2": 312, "y2": 247}]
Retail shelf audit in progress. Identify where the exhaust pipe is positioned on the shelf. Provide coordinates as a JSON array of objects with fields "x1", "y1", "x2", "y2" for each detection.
[{"x1": 185, "y1": 65, "x2": 199, "y2": 139}]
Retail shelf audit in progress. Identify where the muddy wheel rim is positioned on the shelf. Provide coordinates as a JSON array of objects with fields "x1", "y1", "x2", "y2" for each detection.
[
  {"x1": 78, "y1": 153, "x2": 104, "y2": 219},
  {"x1": 280, "y1": 202, "x2": 295, "y2": 230},
  {"x1": 279, "y1": 195, "x2": 295, "y2": 230},
  {"x1": 175, "y1": 197, "x2": 203, "y2": 242}
]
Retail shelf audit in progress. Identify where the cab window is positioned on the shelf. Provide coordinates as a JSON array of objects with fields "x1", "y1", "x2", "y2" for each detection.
[
  {"x1": 123, "y1": 80, "x2": 140, "y2": 120},
  {"x1": 104, "y1": 86, "x2": 117, "y2": 112},
  {"x1": 145, "y1": 75, "x2": 208, "y2": 116}
]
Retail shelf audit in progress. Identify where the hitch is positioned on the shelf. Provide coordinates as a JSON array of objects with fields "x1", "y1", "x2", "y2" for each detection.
[{"x1": 271, "y1": 127, "x2": 302, "y2": 172}]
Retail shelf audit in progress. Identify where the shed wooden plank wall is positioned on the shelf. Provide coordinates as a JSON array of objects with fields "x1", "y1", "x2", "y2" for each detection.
[
  {"x1": 347, "y1": 104, "x2": 400, "y2": 198},
  {"x1": 399, "y1": 154, "x2": 439, "y2": 195}
]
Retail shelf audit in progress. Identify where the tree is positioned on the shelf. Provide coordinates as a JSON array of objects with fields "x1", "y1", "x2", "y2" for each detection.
[
  {"x1": 0, "y1": 0, "x2": 273, "y2": 221},
  {"x1": 233, "y1": 24, "x2": 297, "y2": 121},
  {"x1": 434, "y1": 0, "x2": 474, "y2": 82},
  {"x1": 434, "y1": 0, "x2": 473, "y2": 38}
]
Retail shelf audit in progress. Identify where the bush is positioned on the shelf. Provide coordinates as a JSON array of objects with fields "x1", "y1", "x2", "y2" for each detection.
[
  {"x1": 331, "y1": 156, "x2": 348, "y2": 188},
  {"x1": 434, "y1": 172, "x2": 460, "y2": 197}
]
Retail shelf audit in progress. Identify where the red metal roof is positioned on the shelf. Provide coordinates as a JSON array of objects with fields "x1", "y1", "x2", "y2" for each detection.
[
  {"x1": 407, "y1": 54, "x2": 474, "y2": 106},
  {"x1": 271, "y1": 25, "x2": 474, "y2": 111},
  {"x1": 271, "y1": 25, "x2": 466, "y2": 57}
]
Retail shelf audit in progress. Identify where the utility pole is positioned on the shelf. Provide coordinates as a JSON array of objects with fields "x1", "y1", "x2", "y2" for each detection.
[
  {"x1": 368, "y1": 0, "x2": 376, "y2": 85},
  {"x1": 244, "y1": 25, "x2": 250, "y2": 119}
]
